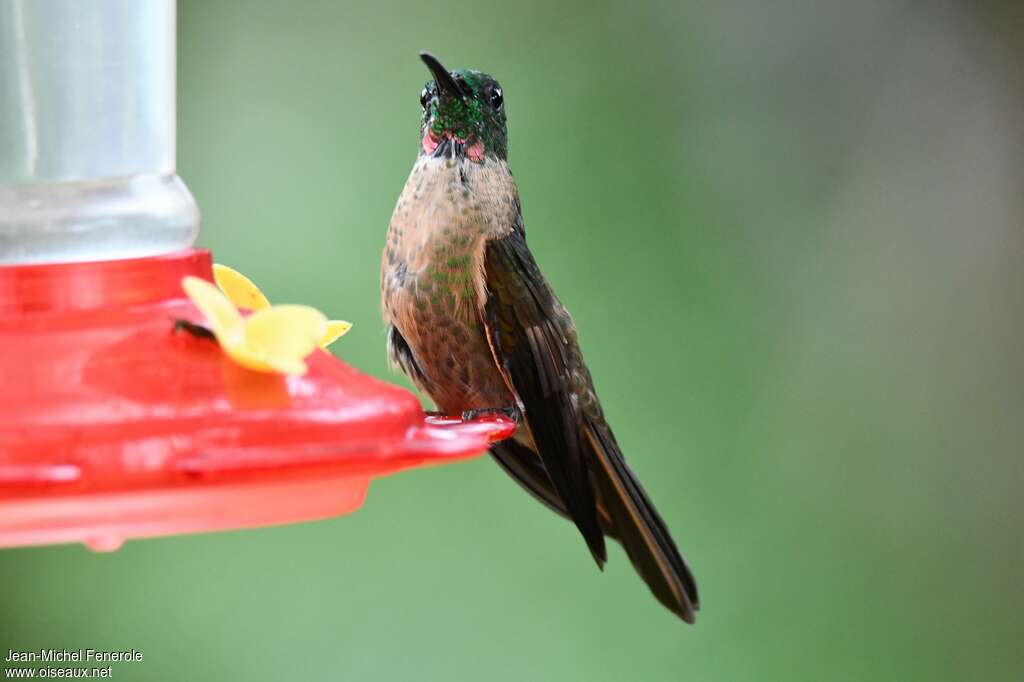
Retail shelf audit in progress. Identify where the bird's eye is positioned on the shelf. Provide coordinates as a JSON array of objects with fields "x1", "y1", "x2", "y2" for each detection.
[
  {"x1": 420, "y1": 87, "x2": 430, "y2": 110},
  {"x1": 489, "y1": 87, "x2": 503, "y2": 110}
]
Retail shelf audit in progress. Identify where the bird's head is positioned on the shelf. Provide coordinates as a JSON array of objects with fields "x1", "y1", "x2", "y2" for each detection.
[{"x1": 417, "y1": 52, "x2": 507, "y2": 163}]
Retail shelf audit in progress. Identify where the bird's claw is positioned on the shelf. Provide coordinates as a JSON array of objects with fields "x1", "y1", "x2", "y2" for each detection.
[{"x1": 460, "y1": 406, "x2": 521, "y2": 424}]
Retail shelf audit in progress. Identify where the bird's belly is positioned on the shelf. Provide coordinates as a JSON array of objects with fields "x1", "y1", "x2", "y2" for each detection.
[
  {"x1": 382, "y1": 155, "x2": 523, "y2": 414},
  {"x1": 398, "y1": 297, "x2": 514, "y2": 414}
]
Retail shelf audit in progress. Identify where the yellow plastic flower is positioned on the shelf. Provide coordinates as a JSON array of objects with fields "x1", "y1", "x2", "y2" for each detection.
[
  {"x1": 320, "y1": 319, "x2": 354, "y2": 348},
  {"x1": 210, "y1": 264, "x2": 271, "y2": 312},
  {"x1": 212, "y1": 264, "x2": 351, "y2": 349},
  {"x1": 182, "y1": 276, "x2": 327, "y2": 375}
]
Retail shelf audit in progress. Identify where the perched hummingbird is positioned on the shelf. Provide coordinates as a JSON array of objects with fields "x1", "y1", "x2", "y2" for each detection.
[{"x1": 381, "y1": 52, "x2": 699, "y2": 622}]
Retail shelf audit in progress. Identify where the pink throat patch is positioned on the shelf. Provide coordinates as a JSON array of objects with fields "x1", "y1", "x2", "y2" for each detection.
[{"x1": 422, "y1": 131, "x2": 485, "y2": 162}]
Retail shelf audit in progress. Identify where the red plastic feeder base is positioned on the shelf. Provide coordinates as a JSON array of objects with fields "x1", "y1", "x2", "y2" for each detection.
[{"x1": 0, "y1": 249, "x2": 515, "y2": 551}]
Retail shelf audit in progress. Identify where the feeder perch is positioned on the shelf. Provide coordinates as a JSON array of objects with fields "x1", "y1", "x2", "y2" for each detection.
[{"x1": 0, "y1": 1, "x2": 514, "y2": 551}]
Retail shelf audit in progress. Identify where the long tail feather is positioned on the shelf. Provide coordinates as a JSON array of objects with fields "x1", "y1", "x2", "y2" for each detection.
[
  {"x1": 490, "y1": 438, "x2": 621, "y2": 538},
  {"x1": 584, "y1": 424, "x2": 699, "y2": 623}
]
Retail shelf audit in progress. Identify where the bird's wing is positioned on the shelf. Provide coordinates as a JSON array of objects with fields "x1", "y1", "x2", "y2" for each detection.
[
  {"x1": 481, "y1": 228, "x2": 607, "y2": 566},
  {"x1": 386, "y1": 323, "x2": 428, "y2": 389},
  {"x1": 482, "y1": 227, "x2": 699, "y2": 623}
]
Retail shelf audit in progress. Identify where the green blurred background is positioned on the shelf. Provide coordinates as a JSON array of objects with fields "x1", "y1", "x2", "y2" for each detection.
[{"x1": 4, "y1": 1, "x2": 1023, "y2": 680}]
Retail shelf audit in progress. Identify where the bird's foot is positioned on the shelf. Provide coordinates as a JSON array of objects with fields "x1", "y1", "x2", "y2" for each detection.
[
  {"x1": 423, "y1": 407, "x2": 521, "y2": 424},
  {"x1": 460, "y1": 406, "x2": 522, "y2": 424}
]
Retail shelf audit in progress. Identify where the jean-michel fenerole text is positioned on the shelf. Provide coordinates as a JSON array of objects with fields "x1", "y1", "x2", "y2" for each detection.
[{"x1": 5, "y1": 649, "x2": 143, "y2": 664}]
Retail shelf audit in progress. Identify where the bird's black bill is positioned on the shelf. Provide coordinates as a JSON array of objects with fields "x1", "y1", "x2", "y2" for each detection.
[{"x1": 420, "y1": 51, "x2": 463, "y2": 102}]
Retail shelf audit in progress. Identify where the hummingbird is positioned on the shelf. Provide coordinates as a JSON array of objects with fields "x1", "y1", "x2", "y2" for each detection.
[{"x1": 381, "y1": 52, "x2": 699, "y2": 623}]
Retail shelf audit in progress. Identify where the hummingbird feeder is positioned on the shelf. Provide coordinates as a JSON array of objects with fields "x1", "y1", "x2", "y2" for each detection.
[{"x1": 0, "y1": 0, "x2": 513, "y2": 552}]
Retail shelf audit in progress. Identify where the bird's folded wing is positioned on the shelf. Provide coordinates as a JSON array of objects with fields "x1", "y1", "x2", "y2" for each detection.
[{"x1": 481, "y1": 228, "x2": 607, "y2": 566}]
